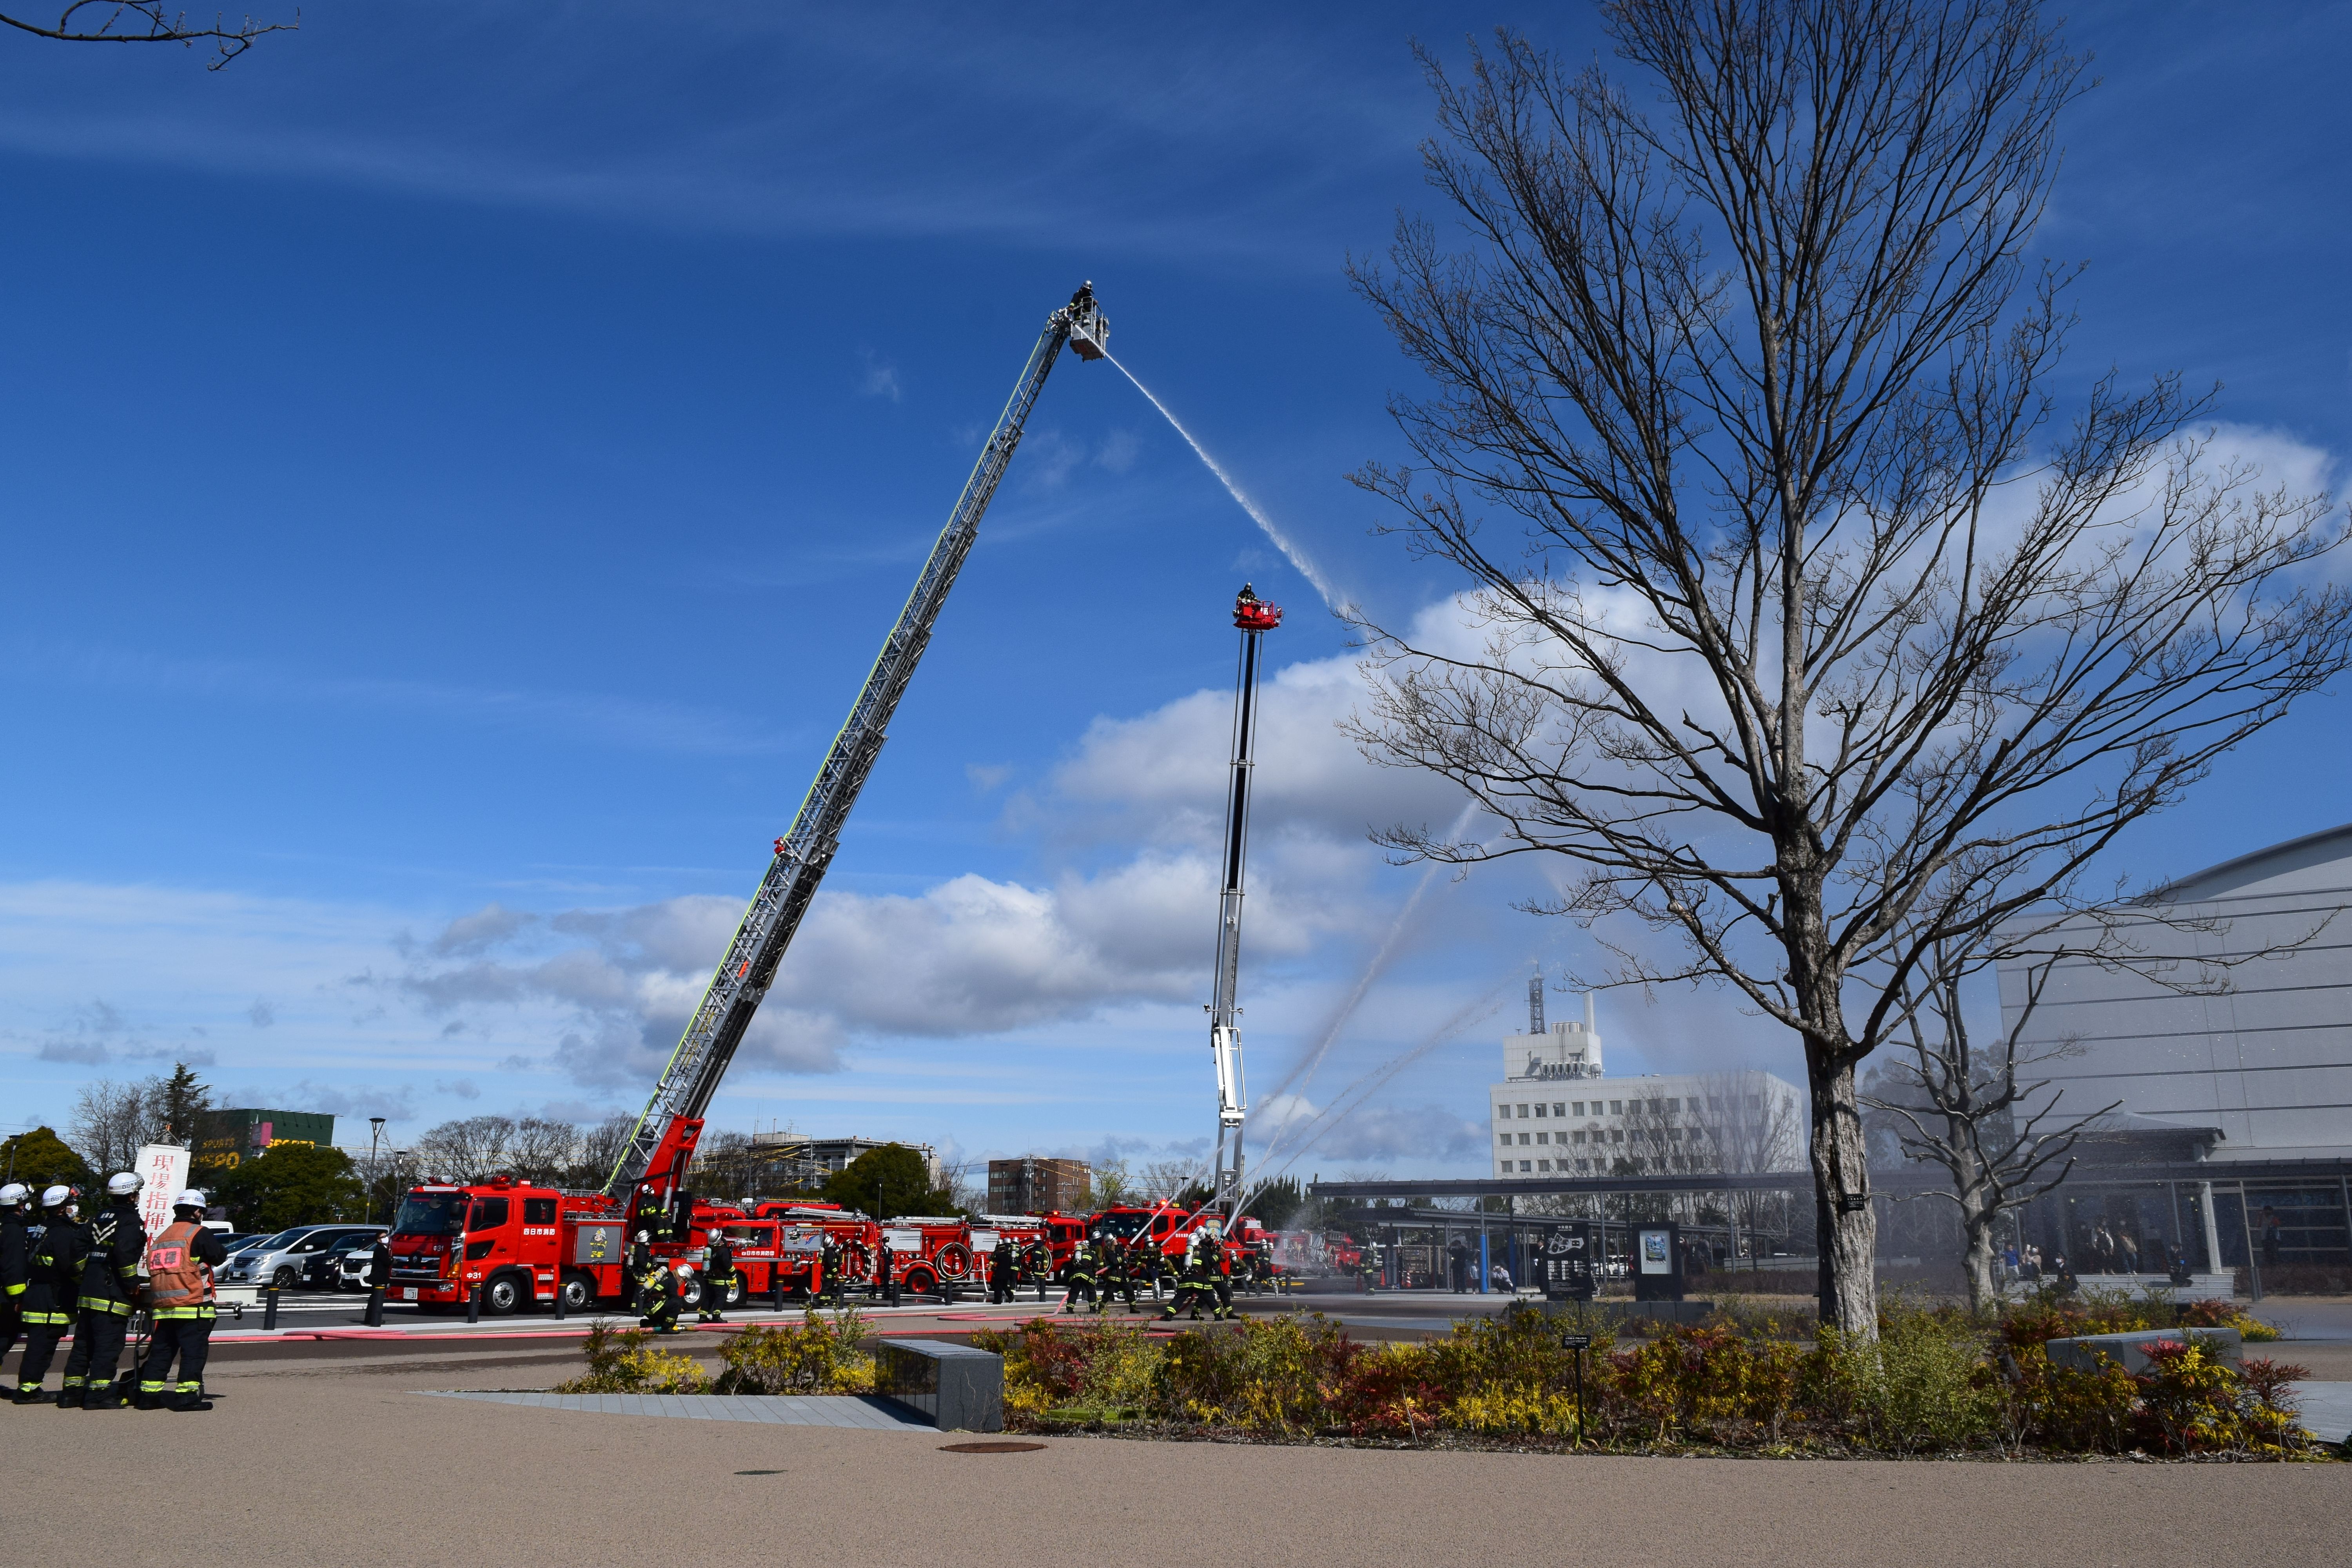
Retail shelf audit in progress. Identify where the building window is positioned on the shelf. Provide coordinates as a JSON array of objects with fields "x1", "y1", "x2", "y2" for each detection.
[
  {"x1": 1519, "y1": 1132, "x2": 1531, "y2": 1145},
  {"x1": 1537, "y1": 1159, "x2": 1552, "y2": 1172},
  {"x1": 1610, "y1": 1100, "x2": 1624, "y2": 1114},
  {"x1": 1535, "y1": 1131, "x2": 1549, "y2": 1145},
  {"x1": 1499, "y1": 1163, "x2": 1511, "y2": 1176},
  {"x1": 1610, "y1": 1130, "x2": 1624, "y2": 1144},
  {"x1": 1497, "y1": 1134, "x2": 1510, "y2": 1147},
  {"x1": 1519, "y1": 1160, "x2": 1532, "y2": 1172},
  {"x1": 1534, "y1": 1103, "x2": 1547, "y2": 1118},
  {"x1": 1575, "y1": 1159, "x2": 1591, "y2": 1173},
  {"x1": 1517, "y1": 1104, "x2": 1529, "y2": 1118},
  {"x1": 1572, "y1": 1101, "x2": 1585, "y2": 1115},
  {"x1": 1665, "y1": 1098, "x2": 1680, "y2": 1112}
]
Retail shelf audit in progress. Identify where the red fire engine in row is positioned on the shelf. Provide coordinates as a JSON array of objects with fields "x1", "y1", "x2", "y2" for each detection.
[{"x1": 383, "y1": 1166, "x2": 1313, "y2": 1315}]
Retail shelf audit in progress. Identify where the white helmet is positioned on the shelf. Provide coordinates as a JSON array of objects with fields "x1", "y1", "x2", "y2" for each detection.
[
  {"x1": 41, "y1": 1185, "x2": 74, "y2": 1208},
  {"x1": 174, "y1": 1189, "x2": 207, "y2": 1210},
  {"x1": 106, "y1": 1171, "x2": 144, "y2": 1198},
  {"x1": 0, "y1": 1182, "x2": 27, "y2": 1207}
]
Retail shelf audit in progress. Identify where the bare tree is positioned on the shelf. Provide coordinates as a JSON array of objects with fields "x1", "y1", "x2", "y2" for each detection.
[
  {"x1": 1, "y1": 4, "x2": 292, "y2": 67},
  {"x1": 1140, "y1": 1158, "x2": 1202, "y2": 1203},
  {"x1": 412, "y1": 1115, "x2": 521, "y2": 1184},
  {"x1": 69, "y1": 1076, "x2": 164, "y2": 1177},
  {"x1": 1345, "y1": 3, "x2": 2352, "y2": 1333},
  {"x1": 573, "y1": 1114, "x2": 636, "y2": 1190},
  {"x1": 1083, "y1": 1158, "x2": 1132, "y2": 1210},
  {"x1": 1864, "y1": 944, "x2": 2119, "y2": 1312}
]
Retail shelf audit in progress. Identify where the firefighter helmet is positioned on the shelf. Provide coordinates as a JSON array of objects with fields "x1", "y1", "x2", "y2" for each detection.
[
  {"x1": 41, "y1": 1185, "x2": 75, "y2": 1208},
  {"x1": 106, "y1": 1171, "x2": 144, "y2": 1198},
  {"x1": 0, "y1": 1182, "x2": 27, "y2": 1207}
]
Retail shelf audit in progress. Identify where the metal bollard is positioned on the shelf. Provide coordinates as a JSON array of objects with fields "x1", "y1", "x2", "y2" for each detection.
[
  {"x1": 552, "y1": 1274, "x2": 566, "y2": 1320},
  {"x1": 770, "y1": 1270, "x2": 784, "y2": 1313},
  {"x1": 363, "y1": 1287, "x2": 383, "y2": 1327},
  {"x1": 262, "y1": 1285, "x2": 279, "y2": 1330},
  {"x1": 466, "y1": 1284, "x2": 481, "y2": 1324}
]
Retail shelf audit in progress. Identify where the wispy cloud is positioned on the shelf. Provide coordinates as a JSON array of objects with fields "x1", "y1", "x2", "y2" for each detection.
[
  {"x1": 857, "y1": 348, "x2": 903, "y2": 402},
  {"x1": 11, "y1": 641, "x2": 791, "y2": 757}
]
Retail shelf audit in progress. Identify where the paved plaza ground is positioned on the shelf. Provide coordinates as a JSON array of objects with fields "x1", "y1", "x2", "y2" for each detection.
[{"x1": 7, "y1": 1318, "x2": 2350, "y2": 1568}]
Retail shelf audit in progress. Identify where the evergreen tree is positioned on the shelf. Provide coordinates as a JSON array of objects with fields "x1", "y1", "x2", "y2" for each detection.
[
  {"x1": 821, "y1": 1145, "x2": 956, "y2": 1220},
  {"x1": 0, "y1": 1127, "x2": 96, "y2": 1194}
]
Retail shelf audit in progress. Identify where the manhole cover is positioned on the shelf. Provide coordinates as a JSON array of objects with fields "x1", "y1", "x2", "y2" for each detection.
[{"x1": 938, "y1": 1441, "x2": 1046, "y2": 1454}]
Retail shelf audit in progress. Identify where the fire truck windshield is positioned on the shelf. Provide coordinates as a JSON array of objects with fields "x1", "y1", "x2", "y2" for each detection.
[
  {"x1": 394, "y1": 1192, "x2": 469, "y2": 1236},
  {"x1": 1093, "y1": 1212, "x2": 1151, "y2": 1241}
]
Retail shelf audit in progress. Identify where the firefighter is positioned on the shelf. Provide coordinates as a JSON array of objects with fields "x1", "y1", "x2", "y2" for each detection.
[
  {"x1": 1095, "y1": 1241, "x2": 1137, "y2": 1314},
  {"x1": 0, "y1": 1182, "x2": 28, "y2": 1369},
  {"x1": 987, "y1": 1236, "x2": 1016, "y2": 1304},
  {"x1": 1209, "y1": 1234, "x2": 1237, "y2": 1321},
  {"x1": 1024, "y1": 1239, "x2": 1050, "y2": 1303},
  {"x1": 875, "y1": 1237, "x2": 895, "y2": 1304},
  {"x1": 60, "y1": 1172, "x2": 145, "y2": 1408},
  {"x1": 637, "y1": 1256, "x2": 681, "y2": 1334},
  {"x1": 699, "y1": 1229, "x2": 735, "y2": 1324},
  {"x1": 135, "y1": 1189, "x2": 225, "y2": 1411},
  {"x1": 816, "y1": 1236, "x2": 844, "y2": 1307},
  {"x1": 1058, "y1": 1240, "x2": 1098, "y2": 1314},
  {"x1": 12, "y1": 1185, "x2": 82, "y2": 1403},
  {"x1": 1157, "y1": 1236, "x2": 1207, "y2": 1323}
]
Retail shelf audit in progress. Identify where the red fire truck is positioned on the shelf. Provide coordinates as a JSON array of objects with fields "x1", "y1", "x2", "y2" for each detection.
[{"x1": 383, "y1": 1176, "x2": 633, "y2": 1313}]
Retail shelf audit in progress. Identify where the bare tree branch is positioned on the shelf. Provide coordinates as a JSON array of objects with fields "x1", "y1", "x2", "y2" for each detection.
[{"x1": 0, "y1": 3, "x2": 294, "y2": 67}]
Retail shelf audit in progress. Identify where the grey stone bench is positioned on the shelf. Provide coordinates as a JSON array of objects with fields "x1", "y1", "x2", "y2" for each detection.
[
  {"x1": 873, "y1": 1339, "x2": 1003, "y2": 1432},
  {"x1": 2043, "y1": 1327, "x2": 2242, "y2": 1375}
]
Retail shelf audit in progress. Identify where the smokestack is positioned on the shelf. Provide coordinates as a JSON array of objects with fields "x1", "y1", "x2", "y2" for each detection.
[{"x1": 1584, "y1": 991, "x2": 1597, "y2": 1034}]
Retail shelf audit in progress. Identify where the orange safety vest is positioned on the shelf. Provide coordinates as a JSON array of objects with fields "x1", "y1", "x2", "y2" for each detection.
[{"x1": 146, "y1": 1220, "x2": 216, "y2": 1309}]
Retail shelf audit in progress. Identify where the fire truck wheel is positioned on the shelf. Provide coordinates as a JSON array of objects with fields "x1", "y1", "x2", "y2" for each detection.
[
  {"x1": 481, "y1": 1274, "x2": 525, "y2": 1316},
  {"x1": 677, "y1": 1274, "x2": 704, "y2": 1311},
  {"x1": 723, "y1": 1276, "x2": 744, "y2": 1307},
  {"x1": 907, "y1": 1269, "x2": 936, "y2": 1296},
  {"x1": 559, "y1": 1274, "x2": 595, "y2": 1312}
]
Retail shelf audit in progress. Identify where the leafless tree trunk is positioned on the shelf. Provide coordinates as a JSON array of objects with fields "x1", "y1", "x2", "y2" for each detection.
[
  {"x1": 1346, "y1": 2, "x2": 2352, "y2": 1334},
  {"x1": 0, "y1": 4, "x2": 291, "y2": 66}
]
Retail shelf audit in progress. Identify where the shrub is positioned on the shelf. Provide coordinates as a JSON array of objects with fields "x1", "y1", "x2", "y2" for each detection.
[
  {"x1": 710, "y1": 1307, "x2": 873, "y2": 1395},
  {"x1": 1817, "y1": 1307, "x2": 2001, "y2": 1453},
  {"x1": 557, "y1": 1318, "x2": 708, "y2": 1394},
  {"x1": 2177, "y1": 1298, "x2": 2281, "y2": 1341}
]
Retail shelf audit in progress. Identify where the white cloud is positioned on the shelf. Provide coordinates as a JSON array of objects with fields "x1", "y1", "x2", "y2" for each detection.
[{"x1": 857, "y1": 348, "x2": 903, "y2": 402}]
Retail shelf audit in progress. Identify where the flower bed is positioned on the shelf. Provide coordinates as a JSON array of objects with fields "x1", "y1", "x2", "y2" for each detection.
[{"x1": 968, "y1": 1293, "x2": 2318, "y2": 1459}]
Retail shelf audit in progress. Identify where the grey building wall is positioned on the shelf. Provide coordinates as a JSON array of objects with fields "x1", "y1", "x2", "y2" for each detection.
[{"x1": 1998, "y1": 822, "x2": 2352, "y2": 1160}]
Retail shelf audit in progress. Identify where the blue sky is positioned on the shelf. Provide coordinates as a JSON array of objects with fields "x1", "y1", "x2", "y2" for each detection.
[{"x1": 3, "y1": 2, "x2": 2348, "y2": 1181}]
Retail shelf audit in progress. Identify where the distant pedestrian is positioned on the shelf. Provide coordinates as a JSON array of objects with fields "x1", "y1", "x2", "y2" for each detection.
[
  {"x1": 2260, "y1": 1207, "x2": 2283, "y2": 1268},
  {"x1": 2118, "y1": 1229, "x2": 2141, "y2": 1275},
  {"x1": 2092, "y1": 1223, "x2": 2116, "y2": 1275}
]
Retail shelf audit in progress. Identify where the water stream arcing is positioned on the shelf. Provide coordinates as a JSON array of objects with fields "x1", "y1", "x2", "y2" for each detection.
[{"x1": 1103, "y1": 351, "x2": 1339, "y2": 609}]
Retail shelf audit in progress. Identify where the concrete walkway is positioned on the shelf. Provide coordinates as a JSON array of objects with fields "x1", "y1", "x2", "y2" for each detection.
[
  {"x1": 421, "y1": 1388, "x2": 933, "y2": 1429},
  {"x1": 8, "y1": 1353, "x2": 2349, "y2": 1568}
]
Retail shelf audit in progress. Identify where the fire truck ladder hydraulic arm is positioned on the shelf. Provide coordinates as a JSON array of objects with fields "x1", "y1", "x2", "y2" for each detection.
[
  {"x1": 604, "y1": 284, "x2": 1111, "y2": 1208},
  {"x1": 1209, "y1": 586, "x2": 1281, "y2": 1225}
]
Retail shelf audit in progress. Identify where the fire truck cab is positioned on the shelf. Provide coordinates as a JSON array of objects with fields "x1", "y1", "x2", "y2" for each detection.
[{"x1": 386, "y1": 1176, "x2": 630, "y2": 1313}]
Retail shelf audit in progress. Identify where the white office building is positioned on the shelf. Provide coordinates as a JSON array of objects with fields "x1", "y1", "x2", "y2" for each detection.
[
  {"x1": 1998, "y1": 822, "x2": 2352, "y2": 1160},
  {"x1": 1487, "y1": 992, "x2": 1804, "y2": 1178}
]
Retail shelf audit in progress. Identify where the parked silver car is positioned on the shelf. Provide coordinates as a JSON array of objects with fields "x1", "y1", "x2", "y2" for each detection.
[{"x1": 220, "y1": 1224, "x2": 386, "y2": 1291}]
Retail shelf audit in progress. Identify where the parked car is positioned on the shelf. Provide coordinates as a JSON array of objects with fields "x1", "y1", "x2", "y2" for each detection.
[
  {"x1": 302, "y1": 1227, "x2": 390, "y2": 1291},
  {"x1": 221, "y1": 1225, "x2": 387, "y2": 1292}
]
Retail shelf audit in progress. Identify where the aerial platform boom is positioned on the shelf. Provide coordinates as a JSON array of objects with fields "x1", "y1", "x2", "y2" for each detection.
[
  {"x1": 1209, "y1": 584, "x2": 1281, "y2": 1224},
  {"x1": 605, "y1": 284, "x2": 1110, "y2": 1207}
]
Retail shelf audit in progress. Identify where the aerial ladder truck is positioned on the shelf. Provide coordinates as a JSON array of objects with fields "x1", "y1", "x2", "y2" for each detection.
[
  {"x1": 1208, "y1": 585, "x2": 1281, "y2": 1228},
  {"x1": 382, "y1": 285, "x2": 1109, "y2": 1313},
  {"x1": 605, "y1": 283, "x2": 1111, "y2": 1242}
]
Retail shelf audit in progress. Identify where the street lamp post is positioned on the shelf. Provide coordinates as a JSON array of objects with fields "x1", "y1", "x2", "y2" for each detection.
[{"x1": 368, "y1": 1118, "x2": 387, "y2": 1223}]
